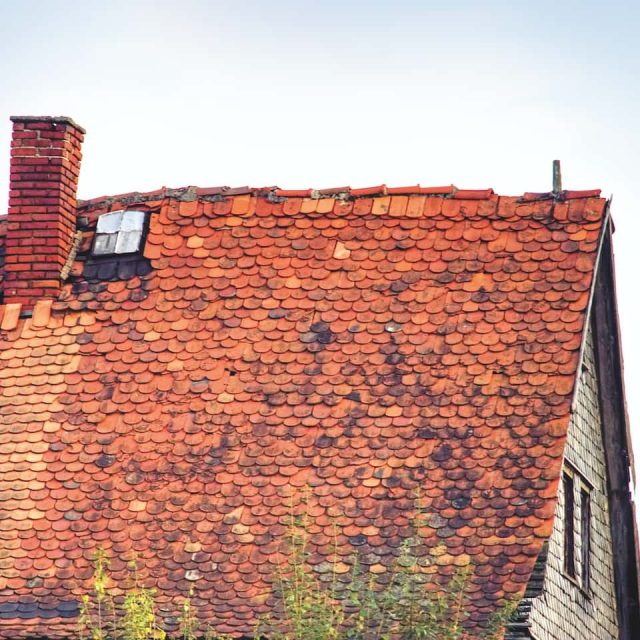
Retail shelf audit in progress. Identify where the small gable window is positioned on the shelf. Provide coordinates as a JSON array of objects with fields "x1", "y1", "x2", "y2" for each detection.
[
  {"x1": 93, "y1": 210, "x2": 146, "y2": 256},
  {"x1": 580, "y1": 487, "x2": 591, "y2": 591},
  {"x1": 563, "y1": 472, "x2": 576, "y2": 578},
  {"x1": 562, "y1": 464, "x2": 592, "y2": 594}
]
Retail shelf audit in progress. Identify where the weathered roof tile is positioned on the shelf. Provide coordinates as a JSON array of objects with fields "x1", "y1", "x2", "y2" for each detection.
[{"x1": 0, "y1": 186, "x2": 607, "y2": 638}]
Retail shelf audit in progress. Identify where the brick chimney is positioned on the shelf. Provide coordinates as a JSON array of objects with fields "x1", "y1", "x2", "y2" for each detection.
[{"x1": 5, "y1": 115, "x2": 85, "y2": 309}]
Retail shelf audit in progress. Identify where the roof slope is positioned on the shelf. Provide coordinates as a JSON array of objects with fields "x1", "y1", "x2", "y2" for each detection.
[{"x1": 0, "y1": 186, "x2": 606, "y2": 638}]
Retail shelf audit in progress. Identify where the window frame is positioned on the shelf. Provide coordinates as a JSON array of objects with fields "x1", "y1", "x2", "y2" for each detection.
[
  {"x1": 580, "y1": 486, "x2": 592, "y2": 592},
  {"x1": 562, "y1": 462, "x2": 593, "y2": 596},
  {"x1": 563, "y1": 471, "x2": 576, "y2": 579},
  {"x1": 91, "y1": 209, "x2": 149, "y2": 258}
]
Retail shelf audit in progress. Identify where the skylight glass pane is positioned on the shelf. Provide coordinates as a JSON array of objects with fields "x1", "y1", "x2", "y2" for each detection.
[
  {"x1": 115, "y1": 230, "x2": 143, "y2": 254},
  {"x1": 96, "y1": 211, "x2": 123, "y2": 234},
  {"x1": 93, "y1": 233, "x2": 118, "y2": 255},
  {"x1": 120, "y1": 210, "x2": 145, "y2": 232}
]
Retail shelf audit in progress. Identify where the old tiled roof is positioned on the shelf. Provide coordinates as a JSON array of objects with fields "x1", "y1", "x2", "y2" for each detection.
[{"x1": 0, "y1": 185, "x2": 607, "y2": 638}]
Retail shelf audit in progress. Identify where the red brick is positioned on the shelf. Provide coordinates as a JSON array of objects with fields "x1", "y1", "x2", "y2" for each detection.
[{"x1": 6, "y1": 116, "x2": 84, "y2": 309}]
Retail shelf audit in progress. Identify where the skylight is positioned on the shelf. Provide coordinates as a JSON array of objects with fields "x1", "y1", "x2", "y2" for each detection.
[{"x1": 93, "y1": 210, "x2": 146, "y2": 256}]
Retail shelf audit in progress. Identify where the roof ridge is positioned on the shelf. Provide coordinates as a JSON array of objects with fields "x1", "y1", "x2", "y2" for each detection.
[{"x1": 77, "y1": 185, "x2": 602, "y2": 209}]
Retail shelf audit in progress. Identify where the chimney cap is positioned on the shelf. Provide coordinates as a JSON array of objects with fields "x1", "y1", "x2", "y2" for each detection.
[{"x1": 9, "y1": 115, "x2": 86, "y2": 134}]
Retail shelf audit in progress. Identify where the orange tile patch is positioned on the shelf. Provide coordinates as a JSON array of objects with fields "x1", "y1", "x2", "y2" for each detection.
[{"x1": 0, "y1": 186, "x2": 607, "y2": 638}]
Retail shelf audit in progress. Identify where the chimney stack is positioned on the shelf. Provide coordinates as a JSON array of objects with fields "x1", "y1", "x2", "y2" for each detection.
[{"x1": 5, "y1": 115, "x2": 85, "y2": 309}]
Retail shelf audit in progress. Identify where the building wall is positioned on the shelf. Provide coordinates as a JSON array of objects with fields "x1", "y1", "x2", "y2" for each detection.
[{"x1": 528, "y1": 326, "x2": 619, "y2": 640}]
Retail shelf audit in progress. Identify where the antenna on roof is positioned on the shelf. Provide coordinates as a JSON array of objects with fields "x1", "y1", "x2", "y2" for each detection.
[{"x1": 552, "y1": 160, "x2": 562, "y2": 194}]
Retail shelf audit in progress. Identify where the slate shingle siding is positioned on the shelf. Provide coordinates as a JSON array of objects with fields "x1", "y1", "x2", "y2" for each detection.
[{"x1": 528, "y1": 326, "x2": 618, "y2": 639}]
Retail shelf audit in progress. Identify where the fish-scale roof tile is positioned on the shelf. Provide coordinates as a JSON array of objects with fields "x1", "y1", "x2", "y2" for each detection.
[{"x1": 0, "y1": 185, "x2": 608, "y2": 638}]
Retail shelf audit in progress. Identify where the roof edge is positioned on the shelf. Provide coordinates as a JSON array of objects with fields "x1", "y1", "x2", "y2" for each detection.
[{"x1": 591, "y1": 222, "x2": 640, "y2": 639}]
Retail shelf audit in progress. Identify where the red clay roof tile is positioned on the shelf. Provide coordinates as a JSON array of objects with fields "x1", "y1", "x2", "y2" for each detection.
[{"x1": 0, "y1": 185, "x2": 608, "y2": 638}]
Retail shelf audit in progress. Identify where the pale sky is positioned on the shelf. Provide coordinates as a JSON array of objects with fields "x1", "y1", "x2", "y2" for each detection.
[{"x1": 1, "y1": 1, "x2": 639, "y2": 488}]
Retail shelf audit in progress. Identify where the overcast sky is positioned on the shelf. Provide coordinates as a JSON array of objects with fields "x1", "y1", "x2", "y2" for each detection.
[{"x1": 1, "y1": 1, "x2": 639, "y2": 488}]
